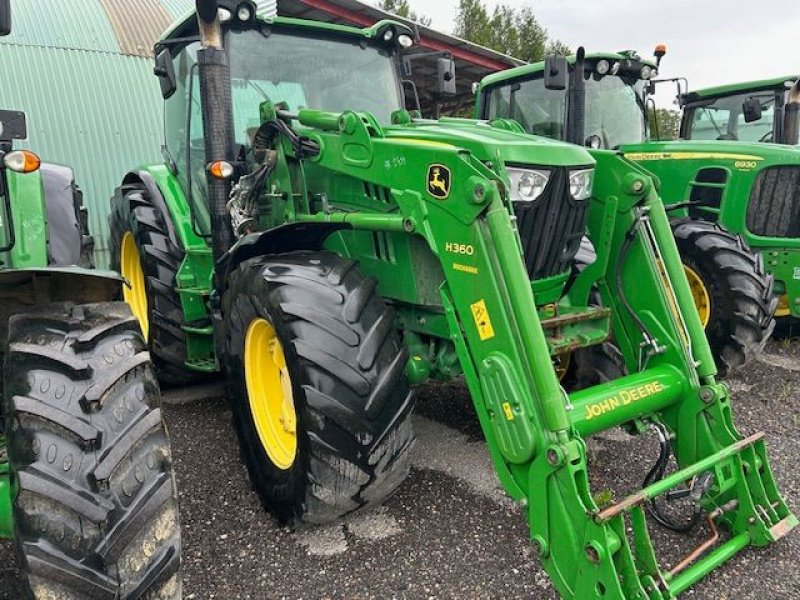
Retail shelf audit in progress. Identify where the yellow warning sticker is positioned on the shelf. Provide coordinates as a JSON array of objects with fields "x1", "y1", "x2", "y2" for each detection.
[
  {"x1": 502, "y1": 402, "x2": 515, "y2": 421},
  {"x1": 470, "y1": 299, "x2": 495, "y2": 340}
]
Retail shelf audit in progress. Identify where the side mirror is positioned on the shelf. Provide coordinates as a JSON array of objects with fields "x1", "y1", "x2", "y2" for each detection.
[
  {"x1": 742, "y1": 97, "x2": 763, "y2": 123},
  {"x1": 0, "y1": 110, "x2": 27, "y2": 142},
  {"x1": 0, "y1": 0, "x2": 11, "y2": 36},
  {"x1": 544, "y1": 54, "x2": 568, "y2": 90},
  {"x1": 436, "y1": 58, "x2": 456, "y2": 95},
  {"x1": 154, "y1": 47, "x2": 177, "y2": 99}
]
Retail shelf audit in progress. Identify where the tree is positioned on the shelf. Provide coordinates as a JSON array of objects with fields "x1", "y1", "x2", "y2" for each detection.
[
  {"x1": 378, "y1": 0, "x2": 431, "y2": 27},
  {"x1": 649, "y1": 108, "x2": 681, "y2": 140},
  {"x1": 454, "y1": 0, "x2": 565, "y2": 63}
]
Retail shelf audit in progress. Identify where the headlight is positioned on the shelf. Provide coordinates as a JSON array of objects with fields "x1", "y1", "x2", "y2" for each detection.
[
  {"x1": 595, "y1": 59, "x2": 610, "y2": 75},
  {"x1": 569, "y1": 168, "x2": 594, "y2": 200},
  {"x1": 640, "y1": 65, "x2": 653, "y2": 80},
  {"x1": 507, "y1": 167, "x2": 549, "y2": 202}
]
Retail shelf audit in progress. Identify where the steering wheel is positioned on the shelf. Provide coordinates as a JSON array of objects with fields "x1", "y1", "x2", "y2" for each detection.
[{"x1": 759, "y1": 130, "x2": 774, "y2": 143}]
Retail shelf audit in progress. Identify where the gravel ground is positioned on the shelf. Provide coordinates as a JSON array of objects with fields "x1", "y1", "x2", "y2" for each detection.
[{"x1": 2, "y1": 340, "x2": 799, "y2": 599}]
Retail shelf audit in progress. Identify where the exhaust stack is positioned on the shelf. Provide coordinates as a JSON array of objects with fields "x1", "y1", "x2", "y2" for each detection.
[
  {"x1": 565, "y1": 47, "x2": 586, "y2": 146},
  {"x1": 195, "y1": 0, "x2": 236, "y2": 266},
  {"x1": 784, "y1": 79, "x2": 800, "y2": 145}
]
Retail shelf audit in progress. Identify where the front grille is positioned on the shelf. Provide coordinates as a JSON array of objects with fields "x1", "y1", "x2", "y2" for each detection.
[
  {"x1": 513, "y1": 167, "x2": 589, "y2": 280},
  {"x1": 747, "y1": 166, "x2": 800, "y2": 237}
]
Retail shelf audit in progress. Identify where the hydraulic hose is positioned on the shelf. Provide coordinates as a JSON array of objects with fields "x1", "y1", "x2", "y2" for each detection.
[{"x1": 644, "y1": 422, "x2": 702, "y2": 533}]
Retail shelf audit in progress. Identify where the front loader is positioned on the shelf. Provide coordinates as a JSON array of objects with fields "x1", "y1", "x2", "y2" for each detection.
[
  {"x1": 0, "y1": 2, "x2": 181, "y2": 598},
  {"x1": 111, "y1": 1, "x2": 796, "y2": 597},
  {"x1": 475, "y1": 49, "x2": 777, "y2": 375}
]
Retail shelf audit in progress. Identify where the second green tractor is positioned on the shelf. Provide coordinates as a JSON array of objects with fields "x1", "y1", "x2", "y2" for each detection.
[{"x1": 475, "y1": 49, "x2": 782, "y2": 375}]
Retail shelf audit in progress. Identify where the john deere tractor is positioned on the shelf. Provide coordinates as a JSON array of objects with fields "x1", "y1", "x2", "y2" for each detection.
[
  {"x1": 111, "y1": 1, "x2": 795, "y2": 597},
  {"x1": 0, "y1": 2, "x2": 181, "y2": 598},
  {"x1": 475, "y1": 49, "x2": 777, "y2": 375},
  {"x1": 680, "y1": 75, "x2": 799, "y2": 146}
]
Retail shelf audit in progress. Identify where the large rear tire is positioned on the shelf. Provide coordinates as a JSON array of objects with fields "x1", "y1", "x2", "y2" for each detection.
[
  {"x1": 672, "y1": 218, "x2": 776, "y2": 376},
  {"x1": 109, "y1": 184, "x2": 202, "y2": 386},
  {"x1": 223, "y1": 252, "x2": 415, "y2": 525},
  {"x1": 3, "y1": 302, "x2": 181, "y2": 599}
]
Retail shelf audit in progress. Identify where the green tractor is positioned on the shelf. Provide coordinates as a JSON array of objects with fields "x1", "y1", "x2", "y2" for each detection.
[
  {"x1": 112, "y1": 1, "x2": 795, "y2": 597},
  {"x1": 0, "y1": 2, "x2": 181, "y2": 598},
  {"x1": 675, "y1": 74, "x2": 800, "y2": 324},
  {"x1": 680, "y1": 74, "x2": 799, "y2": 146},
  {"x1": 475, "y1": 49, "x2": 777, "y2": 375}
]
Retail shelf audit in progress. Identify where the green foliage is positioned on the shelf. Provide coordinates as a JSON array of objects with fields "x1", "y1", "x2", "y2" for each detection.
[
  {"x1": 648, "y1": 108, "x2": 681, "y2": 140},
  {"x1": 454, "y1": 0, "x2": 568, "y2": 63},
  {"x1": 378, "y1": 0, "x2": 431, "y2": 27}
]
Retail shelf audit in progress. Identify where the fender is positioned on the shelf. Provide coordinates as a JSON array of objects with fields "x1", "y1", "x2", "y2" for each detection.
[
  {"x1": 122, "y1": 165, "x2": 208, "y2": 254},
  {"x1": 218, "y1": 221, "x2": 349, "y2": 289}
]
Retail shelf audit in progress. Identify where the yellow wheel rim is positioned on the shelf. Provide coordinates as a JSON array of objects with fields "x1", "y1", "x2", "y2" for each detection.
[
  {"x1": 244, "y1": 318, "x2": 297, "y2": 470},
  {"x1": 775, "y1": 294, "x2": 791, "y2": 318},
  {"x1": 120, "y1": 231, "x2": 149, "y2": 339},
  {"x1": 683, "y1": 264, "x2": 711, "y2": 328}
]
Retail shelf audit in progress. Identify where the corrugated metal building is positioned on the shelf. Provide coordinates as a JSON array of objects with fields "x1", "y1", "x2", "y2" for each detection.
[
  {"x1": 1, "y1": 0, "x2": 519, "y2": 266},
  {"x1": 0, "y1": 0, "x2": 194, "y2": 265}
]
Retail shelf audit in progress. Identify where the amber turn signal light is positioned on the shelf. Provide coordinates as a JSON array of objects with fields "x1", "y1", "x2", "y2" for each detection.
[
  {"x1": 3, "y1": 150, "x2": 41, "y2": 173},
  {"x1": 208, "y1": 160, "x2": 234, "y2": 180}
]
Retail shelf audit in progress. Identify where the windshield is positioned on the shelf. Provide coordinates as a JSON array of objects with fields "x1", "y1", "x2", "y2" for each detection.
[
  {"x1": 485, "y1": 78, "x2": 566, "y2": 139},
  {"x1": 584, "y1": 75, "x2": 647, "y2": 147},
  {"x1": 227, "y1": 28, "x2": 403, "y2": 140},
  {"x1": 684, "y1": 91, "x2": 776, "y2": 142},
  {"x1": 483, "y1": 71, "x2": 646, "y2": 148}
]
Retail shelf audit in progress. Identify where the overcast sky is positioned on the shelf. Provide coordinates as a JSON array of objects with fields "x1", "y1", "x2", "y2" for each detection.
[{"x1": 404, "y1": 0, "x2": 800, "y2": 107}]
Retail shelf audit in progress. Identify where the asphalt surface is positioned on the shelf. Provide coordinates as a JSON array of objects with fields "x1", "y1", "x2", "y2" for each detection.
[{"x1": 2, "y1": 341, "x2": 800, "y2": 599}]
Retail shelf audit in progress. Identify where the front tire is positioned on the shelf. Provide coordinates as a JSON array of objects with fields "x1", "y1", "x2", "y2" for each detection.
[
  {"x1": 109, "y1": 184, "x2": 202, "y2": 386},
  {"x1": 672, "y1": 218, "x2": 776, "y2": 375},
  {"x1": 3, "y1": 302, "x2": 181, "y2": 599},
  {"x1": 223, "y1": 252, "x2": 415, "y2": 525}
]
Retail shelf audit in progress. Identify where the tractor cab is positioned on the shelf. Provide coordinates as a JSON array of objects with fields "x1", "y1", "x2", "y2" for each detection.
[
  {"x1": 680, "y1": 75, "x2": 800, "y2": 145},
  {"x1": 476, "y1": 49, "x2": 655, "y2": 149},
  {"x1": 156, "y1": 11, "x2": 412, "y2": 224}
]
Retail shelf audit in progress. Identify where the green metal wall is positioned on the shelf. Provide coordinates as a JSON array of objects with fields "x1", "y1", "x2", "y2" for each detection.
[{"x1": 0, "y1": 0, "x2": 194, "y2": 266}]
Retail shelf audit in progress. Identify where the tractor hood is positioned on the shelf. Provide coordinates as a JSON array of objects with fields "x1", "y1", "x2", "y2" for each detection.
[
  {"x1": 384, "y1": 118, "x2": 595, "y2": 168},
  {"x1": 621, "y1": 139, "x2": 800, "y2": 166}
]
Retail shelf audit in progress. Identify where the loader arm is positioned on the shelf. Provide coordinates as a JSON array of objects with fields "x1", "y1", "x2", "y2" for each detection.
[{"x1": 251, "y1": 106, "x2": 796, "y2": 599}]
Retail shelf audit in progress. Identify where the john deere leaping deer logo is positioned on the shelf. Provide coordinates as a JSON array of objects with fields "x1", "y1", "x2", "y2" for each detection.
[{"x1": 427, "y1": 164, "x2": 451, "y2": 199}]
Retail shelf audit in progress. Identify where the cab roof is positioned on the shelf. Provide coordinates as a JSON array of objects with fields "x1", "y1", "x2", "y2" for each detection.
[
  {"x1": 160, "y1": 5, "x2": 410, "y2": 44},
  {"x1": 681, "y1": 74, "x2": 799, "y2": 104},
  {"x1": 480, "y1": 51, "x2": 658, "y2": 89}
]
